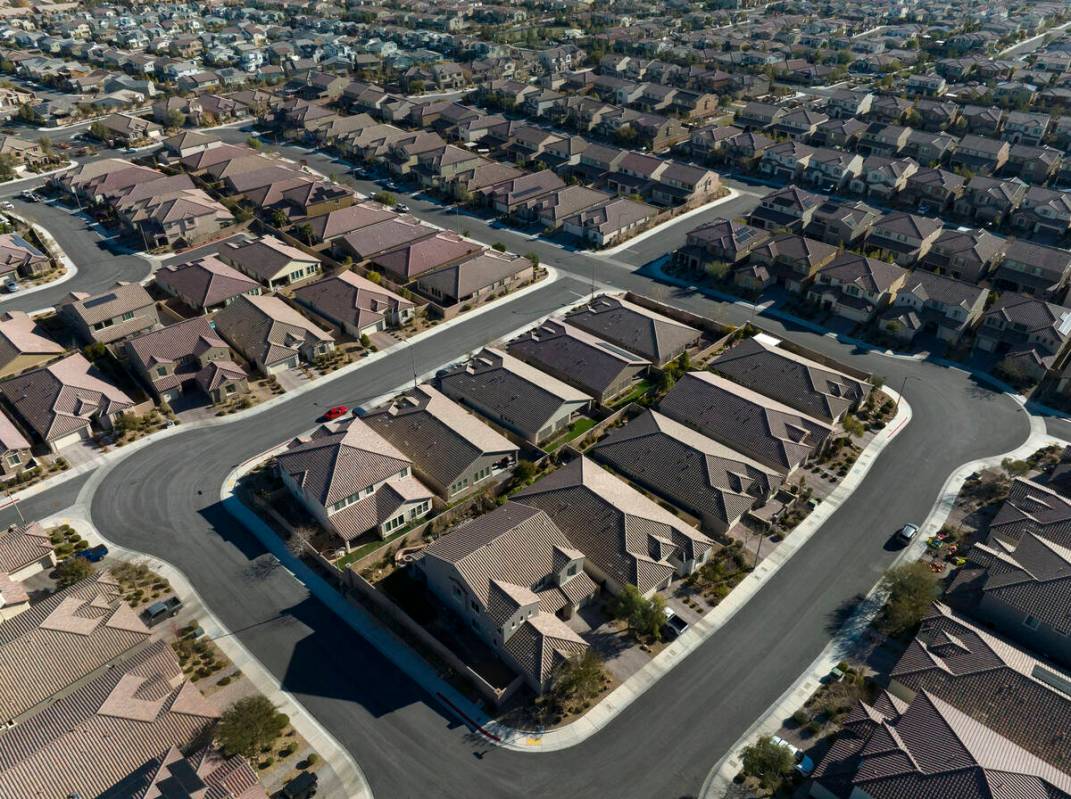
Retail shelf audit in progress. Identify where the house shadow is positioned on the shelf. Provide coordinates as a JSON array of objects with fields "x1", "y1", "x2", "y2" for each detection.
[{"x1": 194, "y1": 500, "x2": 472, "y2": 729}]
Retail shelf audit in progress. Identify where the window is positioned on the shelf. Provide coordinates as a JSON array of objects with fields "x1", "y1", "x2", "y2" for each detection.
[
  {"x1": 156, "y1": 366, "x2": 168, "y2": 377},
  {"x1": 399, "y1": 467, "x2": 408, "y2": 478},
  {"x1": 567, "y1": 564, "x2": 577, "y2": 576},
  {"x1": 6, "y1": 452, "x2": 20, "y2": 467},
  {"x1": 121, "y1": 311, "x2": 135, "y2": 322},
  {"x1": 1024, "y1": 615, "x2": 1041, "y2": 630}
]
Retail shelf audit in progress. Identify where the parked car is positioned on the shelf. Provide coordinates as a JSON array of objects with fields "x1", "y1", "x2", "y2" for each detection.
[
  {"x1": 274, "y1": 771, "x2": 317, "y2": 799},
  {"x1": 0, "y1": 201, "x2": 13, "y2": 211},
  {"x1": 3, "y1": 278, "x2": 19, "y2": 293},
  {"x1": 74, "y1": 544, "x2": 108, "y2": 562},
  {"x1": 771, "y1": 735, "x2": 815, "y2": 776},
  {"x1": 395, "y1": 203, "x2": 410, "y2": 213},
  {"x1": 322, "y1": 405, "x2": 349, "y2": 421},
  {"x1": 661, "y1": 607, "x2": 689, "y2": 640},
  {"x1": 897, "y1": 523, "x2": 919, "y2": 543},
  {"x1": 143, "y1": 596, "x2": 182, "y2": 627}
]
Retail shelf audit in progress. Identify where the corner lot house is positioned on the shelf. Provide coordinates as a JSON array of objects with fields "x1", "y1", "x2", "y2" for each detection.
[
  {"x1": 515, "y1": 456, "x2": 715, "y2": 596},
  {"x1": 418, "y1": 502, "x2": 593, "y2": 693},
  {"x1": 564, "y1": 296, "x2": 700, "y2": 366},
  {"x1": 217, "y1": 235, "x2": 322, "y2": 289},
  {"x1": 0, "y1": 352, "x2": 135, "y2": 451},
  {"x1": 276, "y1": 419, "x2": 434, "y2": 548},
  {"x1": 709, "y1": 335, "x2": 868, "y2": 423},
  {"x1": 414, "y1": 250, "x2": 534, "y2": 307},
  {"x1": 0, "y1": 520, "x2": 53, "y2": 585},
  {"x1": 363, "y1": 384, "x2": 518, "y2": 499},
  {"x1": 292, "y1": 270, "x2": 415, "y2": 337},
  {"x1": 213, "y1": 293, "x2": 334, "y2": 375},
  {"x1": 59, "y1": 283, "x2": 160, "y2": 346},
  {"x1": 507, "y1": 319, "x2": 651, "y2": 404},
  {"x1": 438, "y1": 347, "x2": 592, "y2": 445},
  {"x1": 660, "y1": 371, "x2": 832, "y2": 475},
  {"x1": 592, "y1": 408, "x2": 781, "y2": 535},
  {"x1": 0, "y1": 411, "x2": 32, "y2": 482},
  {"x1": 0, "y1": 233, "x2": 50, "y2": 279}
]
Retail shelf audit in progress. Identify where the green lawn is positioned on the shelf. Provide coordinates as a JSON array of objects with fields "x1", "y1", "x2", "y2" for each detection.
[
  {"x1": 545, "y1": 417, "x2": 597, "y2": 453},
  {"x1": 335, "y1": 524, "x2": 416, "y2": 571},
  {"x1": 609, "y1": 379, "x2": 654, "y2": 408}
]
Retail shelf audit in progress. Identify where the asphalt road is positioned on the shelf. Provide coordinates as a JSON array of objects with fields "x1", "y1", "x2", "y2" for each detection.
[{"x1": 0, "y1": 132, "x2": 1050, "y2": 798}]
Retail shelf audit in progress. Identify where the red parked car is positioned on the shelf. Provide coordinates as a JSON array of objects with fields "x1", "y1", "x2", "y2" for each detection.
[{"x1": 322, "y1": 405, "x2": 349, "y2": 421}]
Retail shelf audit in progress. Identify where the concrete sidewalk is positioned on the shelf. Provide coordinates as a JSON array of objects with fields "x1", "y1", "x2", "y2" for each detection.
[{"x1": 698, "y1": 412, "x2": 1055, "y2": 799}]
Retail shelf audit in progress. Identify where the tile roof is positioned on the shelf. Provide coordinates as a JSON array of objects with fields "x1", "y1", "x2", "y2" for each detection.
[
  {"x1": 0, "y1": 352, "x2": 135, "y2": 443},
  {"x1": 890, "y1": 602, "x2": 1071, "y2": 771},
  {"x1": 101, "y1": 746, "x2": 269, "y2": 799},
  {"x1": 0, "y1": 572, "x2": 150, "y2": 722},
  {"x1": 658, "y1": 371, "x2": 832, "y2": 474},
  {"x1": 414, "y1": 250, "x2": 531, "y2": 302},
  {"x1": 61, "y1": 282, "x2": 155, "y2": 327},
  {"x1": 0, "y1": 520, "x2": 50, "y2": 576},
  {"x1": 438, "y1": 347, "x2": 591, "y2": 442},
  {"x1": 564, "y1": 296, "x2": 700, "y2": 365},
  {"x1": 0, "y1": 640, "x2": 218, "y2": 799},
  {"x1": 304, "y1": 201, "x2": 397, "y2": 242},
  {"x1": 514, "y1": 456, "x2": 714, "y2": 595},
  {"x1": 709, "y1": 334, "x2": 868, "y2": 422},
  {"x1": 591, "y1": 408, "x2": 781, "y2": 532},
  {"x1": 507, "y1": 319, "x2": 650, "y2": 399},
  {"x1": 218, "y1": 235, "x2": 320, "y2": 284},
  {"x1": 371, "y1": 231, "x2": 484, "y2": 281},
  {"x1": 154, "y1": 254, "x2": 260, "y2": 311},
  {"x1": 363, "y1": 384, "x2": 517, "y2": 492},
  {"x1": 0, "y1": 309, "x2": 63, "y2": 366},
  {"x1": 292, "y1": 269, "x2": 413, "y2": 333},
  {"x1": 335, "y1": 216, "x2": 439, "y2": 261},
  {"x1": 213, "y1": 294, "x2": 332, "y2": 369}
]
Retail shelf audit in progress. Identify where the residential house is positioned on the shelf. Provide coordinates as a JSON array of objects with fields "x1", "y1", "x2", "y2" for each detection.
[
  {"x1": 659, "y1": 371, "x2": 832, "y2": 475},
  {"x1": 956, "y1": 175, "x2": 1028, "y2": 225},
  {"x1": 0, "y1": 310, "x2": 64, "y2": 378},
  {"x1": 1006, "y1": 143, "x2": 1062, "y2": 185},
  {"x1": 1013, "y1": 187, "x2": 1071, "y2": 237},
  {"x1": 949, "y1": 134, "x2": 1010, "y2": 175},
  {"x1": 418, "y1": 502, "x2": 592, "y2": 692},
  {"x1": 125, "y1": 317, "x2": 247, "y2": 404},
  {"x1": 591, "y1": 408, "x2": 781, "y2": 536},
  {"x1": 879, "y1": 270, "x2": 989, "y2": 345},
  {"x1": 438, "y1": 347, "x2": 592, "y2": 445},
  {"x1": 866, "y1": 211, "x2": 943, "y2": 266},
  {"x1": 370, "y1": 232, "x2": 484, "y2": 285},
  {"x1": 414, "y1": 250, "x2": 535, "y2": 307},
  {"x1": 807, "y1": 254, "x2": 908, "y2": 322},
  {"x1": 709, "y1": 335, "x2": 868, "y2": 423},
  {"x1": 292, "y1": 271, "x2": 414, "y2": 338},
  {"x1": 990, "y1": 239, "x2": 1071, "y2": 301},
  {"x1": 212, "y1": 293, "x2": 334, "y2": 375},
  {"x1": 679, "y1": 218, "x2": 772, "y2": 268},
  {"x1": 0, "y1": 353, "x2": 134, "y2": 452},
  {"x1": 303, "y1": 202, "x2": 397, "y2": 243},
  {"x1": 808, "y1": 690, "x2": 1071, "y2": 799},
  {"x1": 565, "y1": 296, "x2": 700, "y2": 367},
  {"x1": 0, "y1": 521, "x2": 53, "y2": 588},
  {"x1": 217, "y1": 236, "x2": 322, "y2": 289},
  {"x1": 507, "y1": 319, "x2": 650, "y2": 404},
  {"x1": 758, "y1": 141, "x2": 815, "y2": 181},
  {"x1": 850, "y1": 156, "x2": 918, "y2": 200},
  {"x1": 1004, "y1": 110, "x2": 1051, "y2": 146},
  {"x1": 561, "y1": 197, "x2": 658, "y2": 247},
  {"x1": 153, "y1": 255, "x2": 261, "y2": 314},
  {"x1": 331, "y1": 217, "x2": 440, "y2": 264},
  {"x1": 59, "y1": 283, "x2": 159, "y2": 346},
  {"x1": 515, "y1": 456, "x2": 714, "y2": 595},
  {"x1": 92, "y1": 112, "x2": 163, "y2": 146},
  {"x1": 749, "y1": 184, "x2": 823, "y2": 232},
  {"x1": 802, "y1": 148, "x2": 864, "y2": 192},
  {"x1": 919, "y1": 227, "x2": 1006, "y2": 283},
  {"x1": 904, "y1": 167, "x2": 966, "y2": 212},
  {"x1": 276, "y1": 418, "x2": 433, "y2": 547},
  {"x1": 743, "y1": 234, "x2": 838, "y2": 292},
  {"x1": 887, "y1": 602, "x2": 1071, "y2": 771},
  {"x1": 974, "y1": 292, "x2": 1071, "y2": 382},
  {"x1": 805, "y1": 200, "x2": 881, "y2": 246},
  {"x1": 363, "y1": 384, "x2": 519, "y2": 500}
]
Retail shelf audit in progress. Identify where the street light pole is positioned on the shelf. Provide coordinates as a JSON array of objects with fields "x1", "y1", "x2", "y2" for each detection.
[{"x1": 894, "y1": 375, "x2": 919, "y2": 412}]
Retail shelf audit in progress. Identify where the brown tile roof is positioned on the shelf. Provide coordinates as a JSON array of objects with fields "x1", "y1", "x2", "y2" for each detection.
[
  {"x1": 564, "y1": 296, "x2": 700, "y2": 366},
  {"x1": 414, "y1": 250, "x2": 531, "y2": 303},
  {"x1": 0, "y1": 640, "x2": 218, "y2": 799},
  {"x1": 514, "y1": 456, "x2": 714, "y2": 594},
  {"x1": 292, "y1": 270, "x2": 413, "y2": 332},
  {"x1": 709, "y1": 334, "x2": 868, "y2": 422},
  {"x1": 363, "y1": 384, "x2": 517, "y2": 491},
  {"x1": 0, "y1": 520, "x2": 51, "y2": 576},
  {"x1": 304, "y1": 201, "x2": 398, "y2": 242},
  {"x1": 371, "y1": 231, "x2": 484, "y2": 281},
  {"x1": 218, "y1": 235, "x2": 320, "y2": 284},
  {"x1": 212, "y1": 294, "x2": 332, "y2": 369},
  {"x1": 0, "y1": 352, "x2": 135, "y2": 443},
  {"x1": 334, "y1": 216, "x2": 439, "y2": 262},
  {"x1": 0, "y1": 310, "x2": 63, "y2": 367},
  {"x1": 61, "y1": 282, "x2": 155, "y2": 327},
  {"x1": 890, "y1": 602, "x2": 1071, "y2": 771},
  {"x1": 659, "y1": 371, "x2": 832, "y2": 473},
  {"x1": 154, "y1": 254, "x2": 260, "y2": 311},
  {"x1": 591, "y1": 408, "x2": 781, "y2": 532}
]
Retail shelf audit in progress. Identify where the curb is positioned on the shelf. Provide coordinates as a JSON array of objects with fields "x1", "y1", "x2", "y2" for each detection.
[{"x1": 698, "y1": 412, "x2": 1053, "y2": 799}]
